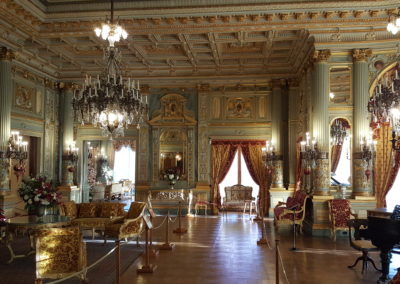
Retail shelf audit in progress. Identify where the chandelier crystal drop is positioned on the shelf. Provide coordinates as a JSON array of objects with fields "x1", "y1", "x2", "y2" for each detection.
[
  {"x1": 94, "y1": 0, "x2": 127, "y2": 47},
  {"x1": 387, "y1": 11, "x2": 400, "y2": 35},
  {"x1": 72, "y1": 46, "x2": 148, "y2": 138}
]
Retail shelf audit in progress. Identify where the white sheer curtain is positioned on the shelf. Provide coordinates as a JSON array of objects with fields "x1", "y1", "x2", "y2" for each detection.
[
  {"x1": 113, "y1": 146, "x2": 136, "y2": 183},
  {"x1": 333, "y1": 138, "x2": 351, "y2": 185},
  {"x1": 219, "y1": 150, "x2": 259, "y2": 202}
]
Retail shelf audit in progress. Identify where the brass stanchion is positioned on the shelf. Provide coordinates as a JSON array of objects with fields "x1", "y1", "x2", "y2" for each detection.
[
  {"x1": 257, "y1": 207, "x2": 268, "y2": 245},
  {"x1": 35, "y1": 279, "x2": 43, "y2": 284},
  {"x1": 159, "y1": 211, "x2": 175, "y2": 250},
  {"x1": 275, "y1": 239, "x2": 280, "y2": 284},
  {"x1": 115, "y1": 240, "x2": 120, "y2": 284},
  {"x1": 137, "y1": 225, "x2": 157, "y2": 273},
  {"x1": 173, "y1": 201, "x2": 187, "y2": 234},
  {"x1": 148, "y1": 214, "x2": 159, "y2": 257}
]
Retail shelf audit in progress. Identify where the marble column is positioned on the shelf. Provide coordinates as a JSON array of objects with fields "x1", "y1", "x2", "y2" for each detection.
[
  {"x1": 288, "y1": 79, "x2": 300, "y2": 188},
  {"x1": 352, "y1": 49, "x2": 373, "y2": 196},
  {"x1": 271, "y1": 79, "x2": 284, "y2": 188},
  {"x1": 312, "y1": 50, "x2": 331, "y2": 196},
  {"x1": 0, "y1": 47, "x2": 14, "y2": 192},
  {"x1": 61, "y1": 84, "x2": 75, "y2": 186}
]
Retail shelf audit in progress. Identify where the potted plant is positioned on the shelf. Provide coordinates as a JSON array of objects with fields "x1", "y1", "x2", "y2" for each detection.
[
  {"x1": 163, "y1": 168, "x2": 181, "y2": 189},
  {"x1": 18, "y1": 175, "x2": 62, "y2": 217}
]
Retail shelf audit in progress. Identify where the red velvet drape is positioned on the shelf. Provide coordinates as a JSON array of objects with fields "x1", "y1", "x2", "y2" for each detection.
[
  {"x1": 295, "y1": 136, "x2": 303, "y2": 188},
  {"x1": 330, "y1": 144, "x2": 343, "y2": 173}
]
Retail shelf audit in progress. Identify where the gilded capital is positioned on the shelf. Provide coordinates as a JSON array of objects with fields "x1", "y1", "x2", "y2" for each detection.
[
  {"x1": 352, "y1": 49, "x2": 372, "y2": 62},
  {"x1": 0, "y1": 47, "x2": 15, "y2": 61},
  {"x1": 272, "y1": 79, "x2": 286, "y2": 89},
  {"x1": 313, "y1": 50, "x2": 331, "y2": 62}
]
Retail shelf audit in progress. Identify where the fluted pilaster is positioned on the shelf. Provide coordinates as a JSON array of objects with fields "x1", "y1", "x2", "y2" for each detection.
[
  {"x1": 352, "y1": 49, "x2": 372, "y2": 196},
  {"x1": 312, "y1": 50, "x2": 330, "y2": 195},
  {"x1": 0, "y1": 47, "x2": 14, "y2": 191},
  {"x1": 61, "y1": 84, "x2": 75, "y2": 186},
  {"x1": 288, "y1": 79, "x2": 300, "y2": 187},
  {"x1": 271, "y1": 79, "x2": 284, "y2": 188}
]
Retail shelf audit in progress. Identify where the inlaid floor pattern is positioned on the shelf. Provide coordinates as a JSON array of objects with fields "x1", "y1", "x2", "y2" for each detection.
[{"x1": 121, "y1": 213, "x2": 397, "y2": 284}]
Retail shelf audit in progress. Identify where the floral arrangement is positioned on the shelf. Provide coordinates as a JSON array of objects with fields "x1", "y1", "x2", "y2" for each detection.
[
  {"x1": 163, "y1": 167, "x2": 181, "y2": 182},
  {"x1": 18, "y1": 175, "x2": 62, "y2": 212}
]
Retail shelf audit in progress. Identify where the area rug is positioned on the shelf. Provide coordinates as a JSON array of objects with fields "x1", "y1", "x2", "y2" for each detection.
[{"x1": 0, "y1": 237, "x2": 143, "y2": 284}]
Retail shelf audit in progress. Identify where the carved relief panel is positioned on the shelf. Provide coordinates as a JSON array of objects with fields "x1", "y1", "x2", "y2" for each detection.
[{"x1": 13, "y1": 83, "x2": 43, "y2": 115}]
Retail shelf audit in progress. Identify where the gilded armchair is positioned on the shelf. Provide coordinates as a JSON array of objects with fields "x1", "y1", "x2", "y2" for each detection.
[
  {"x1": 328, "y1": 199, "x2": 356, "y2": 241},
  {"x1": 104, "y1": 201, "x2": 146, "y2": 243},
  {"x1": 35, "y1": 227, "x2": 86, "y2": 282},
  {"x1": 274, "y1": 190, "x2": 308, "y2": 233}
]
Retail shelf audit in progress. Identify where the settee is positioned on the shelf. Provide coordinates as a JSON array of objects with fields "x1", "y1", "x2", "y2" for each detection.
[
  {"x1": 60, "y1": 201, "x2": 126, "y2": 238},
  {"x1": 222, "y1": 184, "x2": 254, "y2": 212}
]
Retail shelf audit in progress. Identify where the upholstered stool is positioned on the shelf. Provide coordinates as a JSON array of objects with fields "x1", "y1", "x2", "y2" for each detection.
[{"x1": 195, "y1": 201, "x2": 208, "y2": 215}]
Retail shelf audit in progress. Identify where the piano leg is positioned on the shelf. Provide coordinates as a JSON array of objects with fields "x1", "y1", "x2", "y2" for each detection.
[{"x1": 379, "y1": 250, "x2": 392, "y2": 283}]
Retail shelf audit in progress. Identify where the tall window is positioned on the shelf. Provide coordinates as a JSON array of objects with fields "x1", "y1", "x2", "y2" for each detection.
[
  {"x1": 113, "y1": 146, "x2": 136, "y2": 182},
  {"x1": 386, "y1": 165, "x2": 400, "y2": 211},
  {"x1": 219, "y1": 148, "x2": 259, "y2": 201}
]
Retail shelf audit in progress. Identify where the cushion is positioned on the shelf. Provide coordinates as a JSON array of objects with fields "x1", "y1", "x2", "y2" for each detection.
[
  {"x1": 78, "y1": 203, "x2": 97, "y2": 218},
  {"x1": 62, "y1": 201, "x2": 78, "y2": 219},
  {"x1": 126, "y1": 202, "x2": 146, "y2": 219},
  {"x1": 99, "y1": 203, "x2": 125, "y2": 218}
]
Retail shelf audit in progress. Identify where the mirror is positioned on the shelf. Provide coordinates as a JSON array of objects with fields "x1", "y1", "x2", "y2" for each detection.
[{"x1": 159, "y1": 129, "x2": 186, "y2": 180}]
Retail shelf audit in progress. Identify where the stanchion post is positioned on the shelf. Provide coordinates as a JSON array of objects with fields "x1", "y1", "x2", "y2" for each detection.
[
  {"x1": 173, "y1": 201, "x2": 187, "y2": 234},
  {"x1": 257, "y1": 206, "x2": 268, "y2": 245},
  {"x1": 148, "y1": 214, "x2": 159, "y2": 257},
  {"x1": 275, "y1": 239, "x2": 280, "y2": 284},
  {"x1": 137, "y1": 223, "x2": 157, "y2": 273},
  {"x1": 291, "y1": 207, "x2": 297, "y2": 251},
  {"x1": 160, "y1": 211, "x2": 175, "y2": 250},
  {"x1": 115, "y1": 240, "x2": 120, "y2": 284},
  {"x1": 35, "y1": 279, "x2": 43, "y2": 284}
]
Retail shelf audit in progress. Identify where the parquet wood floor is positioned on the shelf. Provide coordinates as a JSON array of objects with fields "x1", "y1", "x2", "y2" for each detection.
[{"x1": 121, "y1": 213, "x2": 398, "y2": 284}]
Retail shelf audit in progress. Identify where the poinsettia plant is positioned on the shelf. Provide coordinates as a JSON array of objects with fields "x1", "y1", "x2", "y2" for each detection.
[{"x1": 18, "y1": 175, "x2": 62, "y2": 212}]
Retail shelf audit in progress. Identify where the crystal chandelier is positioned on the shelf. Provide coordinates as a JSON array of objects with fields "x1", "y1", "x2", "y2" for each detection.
[
  {"x1": 387, "y1": 10, "x2": 400, "y2": 35},
  {"x1": 330, "y1": 119, "x2": 349, "y2": 146},
  {"x1": 94, "y1": 0, "x2": 127, "y2": 47},
  {"x1": 73, "y1": 47, "x2": 148, "y2": 138},
  {"x1": 367, "y1": 70, "x2": 400, "y2": 150}
]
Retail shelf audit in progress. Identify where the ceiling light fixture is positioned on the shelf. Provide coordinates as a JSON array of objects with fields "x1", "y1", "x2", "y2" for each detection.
[
  {"x1": 387, "y1": 10, "x2": 400, "y2": 35},
  {"x1": 94, "y1": 0, "x2": 128, "y2": 47}
]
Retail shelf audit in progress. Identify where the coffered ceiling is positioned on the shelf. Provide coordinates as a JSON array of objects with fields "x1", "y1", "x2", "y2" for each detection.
[{"x1": 0, "y1": 0, "x2": 399, "y2": 85}]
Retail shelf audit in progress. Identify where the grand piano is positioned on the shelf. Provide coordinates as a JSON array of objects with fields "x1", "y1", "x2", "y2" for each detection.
[{"x1": 368, "y1": 208, "x2": 400, "y2": 282}]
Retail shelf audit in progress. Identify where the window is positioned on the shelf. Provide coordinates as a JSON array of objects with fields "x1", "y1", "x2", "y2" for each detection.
[
  {"x1": 332, "y1": 137, "x2": 351, "y2": 185},
  {"x1": 219, "y1": 149, "x2": 259, "y2": 202},
  {"x1": 386, "y1": 167, "x2": 400, "y2": 211},
  {"x1": 113, "y1": 146, "x2": 136, "y2": 183}
]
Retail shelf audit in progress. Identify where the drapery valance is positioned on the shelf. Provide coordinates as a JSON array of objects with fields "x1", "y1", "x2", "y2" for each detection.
[{"x1": 113, "y1": 140, "x2": 136, "y2": 151}]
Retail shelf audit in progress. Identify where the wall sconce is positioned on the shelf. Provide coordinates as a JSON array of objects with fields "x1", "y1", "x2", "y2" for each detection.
[
  {"x1": 300, "y1": 132, "x2": 318, "y2": 175},
  {"x1": 66, "y1": 141, "x2": 79, "y2": 162},
  {"x1": 262, "y1": 140, "x2": 276, "y2": 168},
  {"x1": 0, "y1": 131, "x2": 29, "y2": 179},
  {"x1": 359, "y1": 136, "x2": 376, "y2": 180}
]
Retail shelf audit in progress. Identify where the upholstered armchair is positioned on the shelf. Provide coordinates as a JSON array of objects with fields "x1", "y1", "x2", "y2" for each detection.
[
  {"x1": 104, "y1": 202, "x2": 146, "y2": 244},
  {"x1": 35, "y1": 227, "x2": 86, "y2": 282},
  {"x1": 274, "y1": 190, "x2": 308, "y2": 233},
  {"x1": 328, "y1": 199, "x2": 356, "y2": 241}
]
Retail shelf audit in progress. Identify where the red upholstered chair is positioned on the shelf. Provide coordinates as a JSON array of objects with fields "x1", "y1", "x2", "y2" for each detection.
[
  {"x1": 328, "y1": 199, "x2": 356, "y2": 241},
  {"x1": 274, "y1": 190, "x2": 308, "y2": 233}
]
